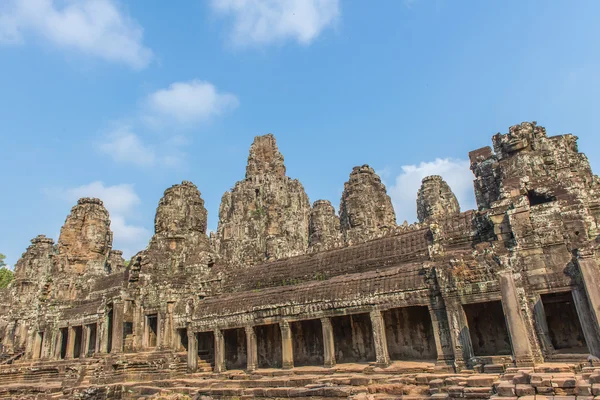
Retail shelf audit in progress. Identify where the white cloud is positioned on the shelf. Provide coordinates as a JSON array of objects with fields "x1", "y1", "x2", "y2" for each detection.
[
  {"x1": 62, "y1": 181, "x2": 140, "y2": 214},
  {"x1": 98, "y1": 126, "x2": 156, "y2": 167},
  {"x1": 0, "y1": 0, "x2": 152, "y2": 69},
  {"x1": 146, "y1": 80, "x2": 239, "y2": 126},
  {"x1": 211, "y1": 0, "x2": 339, "y2": 47},
  {"x1": 51, "y1": 181, "x2": 151, "y2": 258},
  {"x1": 97, "y1": 125, "x2": 186, "y2": 168},
  {"x1": 386, "y1": 158, "x2": 476, "y2": 224}
]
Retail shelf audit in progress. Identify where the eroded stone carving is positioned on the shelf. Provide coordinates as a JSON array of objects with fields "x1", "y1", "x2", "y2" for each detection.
[
  {"x1": 308, "y1": 200, "x2": 343, "y2": 252},
  {"x1": 136, "y1": 181, "x2": 215, "y2": 274},
  {"x1": 56, "y1": 197, "x2": 113, "y2": 275},
  {"x1": 214, "y1": 134, "x2": 311, "y2": 265},
  {"x1": 417, "y1": 175, "x2": 460, "y2": 223},
  {"x1": 339, "y1": 165, "x2": 396, "y2": 244}
]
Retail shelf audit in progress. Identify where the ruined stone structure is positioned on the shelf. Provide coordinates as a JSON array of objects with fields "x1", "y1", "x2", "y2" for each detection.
[{"x1": 2, "y1": 122, "x2": 600, "y2": 399}]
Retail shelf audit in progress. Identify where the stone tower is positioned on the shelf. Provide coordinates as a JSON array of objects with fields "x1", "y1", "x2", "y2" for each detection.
[
  {"x1": 215, "y1": 134, "x2": 311, "y2": 266},
  {"x1": 154, "y1": 180, "x2": 209, "y2": 236},
  {"x1": 416, "y1": 175, "x2": 460, "y2": 223},
  {"x1": 309, "y1": 200, "x2": 343, "y2": 252},
  {"x1": 56, "y1": 197, "x2": 113, "y2": 275},
  {"x1": 339, "y1": 165, "x2": 396, "y2": 244},
  {"x1": 136, "y1": 181, "x2": 214, "y2": 275},
  {"x1": 13, "y1": 235, "x2": 55, "y2": 281}
]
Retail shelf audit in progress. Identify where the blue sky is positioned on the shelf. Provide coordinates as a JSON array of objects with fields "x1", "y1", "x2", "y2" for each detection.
[{"x1": 2, "y1": 0, "x2": 600, "y2": 267}]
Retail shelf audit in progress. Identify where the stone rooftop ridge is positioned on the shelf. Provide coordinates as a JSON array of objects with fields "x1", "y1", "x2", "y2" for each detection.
[
  {"x1": 77, "y1": 197, "x2": 103, "y2": 206},
  {"x1": 30, "y1": 234, "x2": 54, "y2": 245}
]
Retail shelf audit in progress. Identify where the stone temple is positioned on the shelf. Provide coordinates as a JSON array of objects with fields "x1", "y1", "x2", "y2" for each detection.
[{"x1": 2, "y1": 122, "x2": 600, "y2": 399}]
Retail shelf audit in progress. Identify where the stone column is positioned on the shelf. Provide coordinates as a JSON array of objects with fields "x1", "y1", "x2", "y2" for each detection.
[
  {"x1": 18, "y1": 321, "x2": 28, "y2": 350},
  {"x1": 94, "y1": 322, "x2": 101, "y2": 355},
  {"x1": 370, "y1": 310, "x2": 390, "y2": 366},
  {"x1": 444, "y1": 296, "x2": 474, "y2": 370},
  {"x1": 3, "y1": 322, "x2": 15, "y2": 354},
  {"x1": 54, "y1": 329, "x2": 62, "y2": 359},
  {"x1": 187, "y1": 330, "x2": 198, "y2": 372},
  {"x1": 531, "y1": 294, "x2": 554, "y2": 357},
  {"x1": 41, "y1": 330, "x2": 52, "y2": 359},
  {"x1": 163, "y1": 303, "x2": 174, "y2": 350},
  {"x1": 65, "y1": 326, "x2": 75, "y2": 359},
  {"x1": 157, "y1": 310, "x2": 166, "y2": 350},
  {"x1": 498, "y1": 272, "x2": 534, "y2": 366},
  {"x1": 98, "y1": 317, "x2": 108, "y2": 354},
  {"x1": 576, "y1": 253, "x2": 600, "y2": 352},
  {"x1": 279, "y1": 320, "x2": 294, "y2": 369},
  {"x1": 133, "y1": 306, "x2": 143, "y2": 351},
  {"x1": 24, "y1": 328, "x2": 34, "y2": 360},
  {"x1": 428, "y1": 305, "x2": 454, "y2": 368},
  {"x1": 111, "y1": 301, "x2": 124, "y2": 354},
  {"x1": 214, "y1": 329, "x2": 226, "y2": 373},
  {"x1": 321, "y1": 317, "x2": 336, "y2": 368},
  {"x1": 156, "y1": 313, "x2": 162, "y2": 350},
  {"x1": 31, "y1": 331, "x2": 42, "y2": 360},
  {"x1": 81, "y1": 325, "x2": 89, "y2": 358},
  {"x1": 572, "y1": 287, "x2": 600, "y2": 357},
  {"x1": 245, "y1": 326, "x2": 258, "y2": 371}
]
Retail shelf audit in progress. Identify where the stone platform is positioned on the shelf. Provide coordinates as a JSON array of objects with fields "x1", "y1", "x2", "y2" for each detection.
[{"x1": 0, "y1": 357, "x2": 597, "y2": 400}]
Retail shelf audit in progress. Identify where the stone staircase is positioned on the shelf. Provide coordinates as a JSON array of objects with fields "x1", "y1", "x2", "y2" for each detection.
[
  {"x1": 492, "y1": 363, "x2": 600, "y2": 400},
  {"x1": 1, "y1": 358, "x2": 599, "y2": 399},
  {"x1": 198, "y1": 349, "x2": 215, "y2": 372},
  {"x1": 89, "y1": 351, "x2": 189, "y2": 385}
]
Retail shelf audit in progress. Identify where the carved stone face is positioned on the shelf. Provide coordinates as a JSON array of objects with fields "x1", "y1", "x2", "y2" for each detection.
[{"x1": 504, "y1": 124, "x2": 533, "y2": 153}]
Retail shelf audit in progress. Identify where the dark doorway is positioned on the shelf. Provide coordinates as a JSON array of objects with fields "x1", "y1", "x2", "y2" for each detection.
[
  {"x1": 147, "y1": 314, "x2": 158, "y2": 348},
  {"x1": 291, "y1": 319, "x2": 323, "y2": 366},
  {"x1": 87, "y1": 323, "x2": 97, "y2": 356},
  {"x1": 541, "y1": 292, "x2": 588, "y2": 353},
  {"x1": 331, "y1": 313, "x2": 376, "y2": 363},
  {"x1": 224, "y1": 328, "x2": 247, "y2": 370},
  {"x1": 197, "y1": 331, "x2": 215, "y2": 368},
  {"x1": 256, "y1": 324, "x2": 282, "y2": 368},
  {"x1": 59, "y1": 327, "x2": 68, "y2": 359},
  {"x1": 464, "y1": 301, "x2": 512, "y2": 356},
  {"x1": 383, "y1": 306, "x2": 437, "y2": 360},
  {"x1": 72, "y1": 326, "x2": 83, "y2": 358},
  {"x1": 107, "y1": 308, "x2": 113, "y2": 353}
]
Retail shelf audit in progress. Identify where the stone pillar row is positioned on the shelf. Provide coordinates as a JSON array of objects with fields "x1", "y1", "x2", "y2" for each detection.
[
  {"x1": 186, "y1": 313, "x2": 393, "y2": 373},
  {"x1": 36, "y1": 321, "x2": 105, "y2": 361}
]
